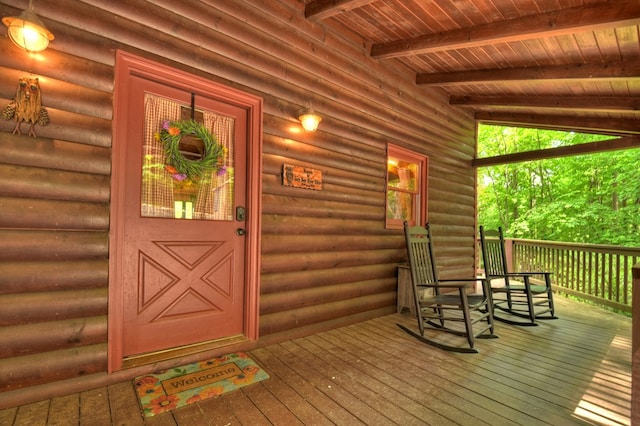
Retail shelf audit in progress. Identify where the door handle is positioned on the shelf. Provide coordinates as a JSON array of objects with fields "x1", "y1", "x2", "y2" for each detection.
[{"x1": 236, "y1": 228, "x2": 246, "y2": 236}]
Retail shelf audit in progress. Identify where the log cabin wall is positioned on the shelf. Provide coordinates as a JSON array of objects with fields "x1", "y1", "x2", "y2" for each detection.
[{"x1": 0, "y1": 0, "x2": 476, "y2": 406}]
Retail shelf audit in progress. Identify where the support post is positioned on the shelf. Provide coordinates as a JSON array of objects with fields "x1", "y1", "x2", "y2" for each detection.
[{"x1": 632, "y1": 263, "x2": 640, "y2": 425}]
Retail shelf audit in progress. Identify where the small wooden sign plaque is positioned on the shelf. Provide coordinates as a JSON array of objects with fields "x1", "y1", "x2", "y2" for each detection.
[{"x1": 282, "y1": 164, "x2": 322, "y2": 190}]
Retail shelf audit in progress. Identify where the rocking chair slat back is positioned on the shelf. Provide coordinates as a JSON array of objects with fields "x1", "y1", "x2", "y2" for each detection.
[
  {"x1": 407, "y1": 234, "x2": 438, "y2": 288},
  {"x1": 480, "y1": 229, "x2": 509, "y2": 277}
]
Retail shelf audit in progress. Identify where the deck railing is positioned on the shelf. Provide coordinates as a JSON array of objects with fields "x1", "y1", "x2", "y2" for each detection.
[{"x1": 506, "y1": 238, "x2": 640, "y2": 314}]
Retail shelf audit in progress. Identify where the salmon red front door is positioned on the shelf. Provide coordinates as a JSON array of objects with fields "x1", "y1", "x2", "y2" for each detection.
[{"x1": 109, "y1": 52, "x2": 262, "y2": 371}]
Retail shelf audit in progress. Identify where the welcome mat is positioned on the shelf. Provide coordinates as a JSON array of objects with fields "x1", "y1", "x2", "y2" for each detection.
[{"x1": 134, "y1": 352, "x2": 269, "y2": 417}]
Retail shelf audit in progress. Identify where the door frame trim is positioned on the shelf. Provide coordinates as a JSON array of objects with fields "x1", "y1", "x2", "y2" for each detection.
[{"x1": 108, "y1": 50, "x2": 263, "y2": 372}]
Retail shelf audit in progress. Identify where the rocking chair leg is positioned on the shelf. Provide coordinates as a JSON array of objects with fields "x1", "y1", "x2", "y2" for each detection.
[
  {"x1": 524, "y1": 278, "x2": 536, "y2": 324},
  {"x1": 460, "y1": 289, "x2": 474, "y2": 348}
]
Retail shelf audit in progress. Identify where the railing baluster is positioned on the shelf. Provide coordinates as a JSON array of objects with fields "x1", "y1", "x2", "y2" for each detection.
[
  {"x1": 623, "y1": 256, "x2": 629, "y2": 306},
  {"x1": 578, "y1": 250, "x2": 591, "y2": 293},
  {"x1": 587, "y1": 252, "x2": 595, "y2": 300},
  {"x1": 600, "y1": 252, "x2": 605, "y2": 299},
  {"x1": 609, "y1": 254, "x2": 614, "y2": 303}
]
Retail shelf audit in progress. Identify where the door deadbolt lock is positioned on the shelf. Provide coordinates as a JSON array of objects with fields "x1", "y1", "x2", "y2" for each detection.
[
  {"x1": 236, "y1": 206, "x2": 246, "y2": 221},
  {"x1": 236, "y1": 228, "x2": 246, "y2": 236}
]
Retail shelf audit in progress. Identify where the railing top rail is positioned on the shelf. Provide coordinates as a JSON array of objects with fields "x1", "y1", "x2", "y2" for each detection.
[{"x1": 511, "y1": 238, "x2": 640, "y2": 256}]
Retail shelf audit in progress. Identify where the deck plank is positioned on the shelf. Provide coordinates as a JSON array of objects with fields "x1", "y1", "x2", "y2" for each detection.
[
  {"x1": 375, "y1": 317, "x2": 585, "y2": 425},
  {"x1": 241, "y1": 381, "x2": 304, "y2": 425},
  {"x1": 220, "y1": 386, "x2": 267, "y2": 425},
  {"x1": 141, "y1": 412, "x2": 177, "y2": 426},
  {"x1": 0, "y1": 407, "x2": 16, "y2": 426},
  {"x1": 335, "y1": 320, "x2": 535, "y2": 425},
  {"x1": 107, "y1": 381, "x2": 145, "y2": 426},
  {"x1": 312, "y1": 329, "x2": 460, "y2": 424},
  {"x1": 251, "y1": 346, "x2": 364, "y2": 425},
  {"x1": 0, "y1": 296, "x2": 631, "y2": 425},
  {"x1": 246, "y1": 351, "x2": 334, "y2": 426},
  {"x1": 282, "y1": 337, "x2": 413, "y2": 424},
  {"x1": 47, "y1": 393, "x2": 79, "y2": 425},
  {"x1": 387, "y1": 296, "x2": 631, "y2": 425},
  {"x1": 12, "y1": 400, "x2": 48, "y2": 426},
  {"x1": 295, "y1": 335, "x2": 427, "y2": 425},
  {"x1": 171, "y1": 394, "x2": 235, "y2": 426},
  {"x1": 79, "y1": 387, "x2": 111, "y2": 426},
  {"x1": 272, "y1": 341, "x2": 383, "y2": 424}
]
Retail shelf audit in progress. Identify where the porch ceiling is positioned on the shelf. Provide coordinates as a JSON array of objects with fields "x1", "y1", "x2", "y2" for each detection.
[{"x1": 303, "y1": 0, "x2": 640, "y2": 136}]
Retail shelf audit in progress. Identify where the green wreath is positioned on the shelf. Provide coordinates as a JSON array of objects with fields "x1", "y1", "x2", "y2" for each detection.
[{"x1": 157, "y1": 119, "x2": 227, "y2": 181}]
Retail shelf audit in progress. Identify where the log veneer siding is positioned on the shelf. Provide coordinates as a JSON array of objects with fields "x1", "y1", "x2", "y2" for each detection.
[{"x1": 0, "y1": 0, "x2": 476, "y2": 405}]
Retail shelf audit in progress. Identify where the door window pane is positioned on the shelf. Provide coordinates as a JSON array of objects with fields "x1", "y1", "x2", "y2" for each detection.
[{"x1": 141, "y1": 93, "x2": 235, "y2": 221}]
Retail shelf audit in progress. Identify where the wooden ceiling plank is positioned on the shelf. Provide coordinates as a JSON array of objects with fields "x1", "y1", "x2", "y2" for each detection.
[
  {"x1": 305, "y1": 0, "x2": 375, "y2": 20},
  {"x1": 450, "y1": 95, "x2": 640, "y2": 112},
  {"x1": 300, "y1": 0, "x2": 639, "y2": 136},
  {"x1": 473, "y1": 136, "x2": 640, "y2": 167},
  {"x1": 371, "y1": 1, "x2": 640, "y2": 59},
  {"x1": 475, "y1": 111, "x2": 640, "y2": 135},
  {"x1": 417, "y1": 58, "x2": 640, "y2": 85}
]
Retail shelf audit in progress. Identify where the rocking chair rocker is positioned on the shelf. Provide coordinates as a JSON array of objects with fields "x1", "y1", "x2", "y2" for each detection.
[
  {"x1": 479, "y1": 226, "x2": 557, "y2": 326},
  {"x1": 399, "y1": 222, "x2": 496, "y2": 353}
]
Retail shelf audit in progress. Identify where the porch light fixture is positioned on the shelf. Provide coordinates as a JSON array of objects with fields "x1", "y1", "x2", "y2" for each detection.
[
  {"x1": 298, "y1": 109, "x2": 322, "y2": 132},
  {"x1": 3, "y1": 1, "x2": 54, "y2": 53}
]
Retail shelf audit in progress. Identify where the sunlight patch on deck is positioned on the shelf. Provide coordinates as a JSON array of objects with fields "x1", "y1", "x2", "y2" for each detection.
[{"x1": 573, "y1": 335, "x2": 632, "y2": 426}]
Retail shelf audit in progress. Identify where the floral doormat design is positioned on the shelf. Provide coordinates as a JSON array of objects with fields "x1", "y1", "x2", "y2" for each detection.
[{"x1": 134, "y1": 352, "x2": 269, "y2": 417}]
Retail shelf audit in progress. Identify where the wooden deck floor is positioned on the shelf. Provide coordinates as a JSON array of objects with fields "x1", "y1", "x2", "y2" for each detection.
[{"x1": 0, "y1": 296, "x2": 631, "y2": 426}]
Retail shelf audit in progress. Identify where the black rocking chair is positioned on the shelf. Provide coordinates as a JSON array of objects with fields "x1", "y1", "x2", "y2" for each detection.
[
  {"x1": 399, "y1": 222, "x2": 496, "y2": 353},
  {"x1": 479, "y1": 226, "x2": 557, "y2": 326}
]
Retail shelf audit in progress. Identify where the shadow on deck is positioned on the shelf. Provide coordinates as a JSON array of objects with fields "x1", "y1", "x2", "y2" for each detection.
[{"x1": 0, "y1": 296, "x2": 631, "y2": 425}]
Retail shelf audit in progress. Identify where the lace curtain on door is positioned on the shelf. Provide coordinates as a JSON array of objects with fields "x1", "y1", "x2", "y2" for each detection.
[{"x1": 141, "y1": 93, "x2": 235, "y2": 221}]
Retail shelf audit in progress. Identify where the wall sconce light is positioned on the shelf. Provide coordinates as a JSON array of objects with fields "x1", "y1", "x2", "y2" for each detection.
[
  {"x1": 298, "y1": 109, "x2": 322, "y2": 132},
  {"x1": 3, "y1": 1, "x2": 54, "y2": 53}
]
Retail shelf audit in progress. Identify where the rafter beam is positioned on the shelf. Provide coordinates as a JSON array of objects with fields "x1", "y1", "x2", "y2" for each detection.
[
  {"x1": 417, "y1": 59, "x2": 640, "y2": 85},
  {"x1": 371, "y1": 1, "x2": 640, "y2": 59},
  {"x1": 473, "y1": 136, "x2": 640, "y2": 167},
  {"x1": 475, "y1": 111, "x2": 640, "y2": 136},
  {"x1": 451, "y1": 95, "x2": 640, "y2": 113},
  {"x1": 305, "y1": 0, "x2": 374, "y2": 20}
]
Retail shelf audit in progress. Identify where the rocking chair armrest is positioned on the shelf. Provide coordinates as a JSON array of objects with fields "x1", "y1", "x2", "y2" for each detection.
[
  {"x1": 437, "y1": 279, "x2": 493, "y2": 300},
  {"x1": 487, "y1": 271, "x2": 552, "y2": 289},
  {"x1": 497, "y1": 271, "x2": 552, "y2": 277},
  {"x1": 439, "y1": 278, "x2": 484, "y2": 283},
  {"x1": 435, "y1": 278, "x2": 484, "y2": 289},
  {"x1": 417, "y1": 282, "x2": 469, "y2": 289},
  {"x1": 499, "y1": 272, "x2": 533, "y2": 277},
  {"x1": 520, "y1": 271, "x2": 553, "y2": 277},
  {"x1": 487, "y1": 272, "x2": 533, "y2": 281},
  {"x1": 438, "y1": 278, "x2": 486, "y2": 288},
  {"x1": 441, "y1": 278, "x2": 491, "y2": 293}
]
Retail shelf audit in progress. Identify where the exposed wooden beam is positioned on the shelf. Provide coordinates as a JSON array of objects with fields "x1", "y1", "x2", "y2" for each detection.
[
  {"x1": 417, "y1": 59, "x2": 640, "y2": 85},
  {"x1": 304, "y1": 0, "x2": 374, "y2": 20},
  {"x1": 473, "y1": 136, "x2": 640, "y2": 167},
  {"x1": 475, "y1": 111, "x2": 640, "y2": 136},
  {"x1": 371, "y1": 1, "x2": 640, "y2": 59},
  {"x1": 451, "y1": 95, "x2": 640, "y2": 113}
]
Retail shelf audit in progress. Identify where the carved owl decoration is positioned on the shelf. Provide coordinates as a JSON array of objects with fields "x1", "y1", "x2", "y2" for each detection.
[{"x1": 2, "y1": 77, "x2": 50, "y2": 137}]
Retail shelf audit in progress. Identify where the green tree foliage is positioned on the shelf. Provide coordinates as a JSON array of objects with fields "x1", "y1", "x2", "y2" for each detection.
[{"x1": 477, "y1": 126, "x2": 640, "y2": 246}]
